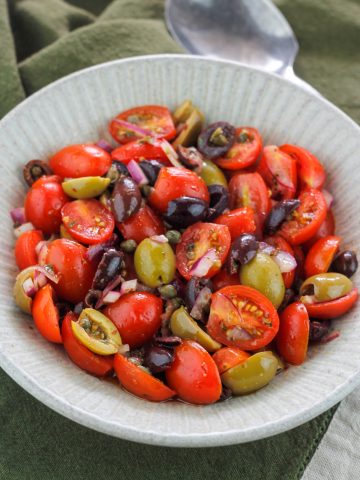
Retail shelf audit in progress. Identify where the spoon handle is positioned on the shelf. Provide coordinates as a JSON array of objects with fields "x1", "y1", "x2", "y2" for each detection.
[{"x1": 282, "y1": 66, "x2": 321, "y2": 97}]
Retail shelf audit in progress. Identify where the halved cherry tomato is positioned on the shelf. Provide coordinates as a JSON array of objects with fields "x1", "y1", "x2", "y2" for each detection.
[
  {"x1": 214, "y1": 127, "x2": 262, "y2": 170},
  {"x1": 61, "y1": 199, "x2": 115, "y2": 245},
  {"x1": 165, "y1": 340, "x2": 222, "y2": 405},
  {"x1": 49, "y1": 144, "x2": 111, "y2": 178},
  {"x1": 117, "y1": 205, "x2": 165, "y2": 244},
  {"x1": 212, "y1": 269, "x2": 240, "y2": 291},
  {"x1": 32, "y1": 284, "x2": 62, "y2": 343},
  {"x1": 212, "y1": 347, "x2": 250, "y2": 374},
  {"x1": 304, "y1": 235, "x2": 341, "y2": 278},
  {"x1": 214, "y1": 207, "x2": 256, "y2": 240},
  {"x1": 303, "y1": 209, "x2": 336, "y2": 251},
  {"x1": 265, "y1": 235, "x2": 296, "y2": 288},
  {"x1": 276, "y1": 302, "x2": 309, "y2": 365},
  {"x1": 303, "y1": 288, "x2": 358, "y2": 319},
  {"x1": 207, "y1": 285, "x2": 280, "y2": 350},
  {"x1": 293, "y1": 245, "x2": 305, "y2": 281},
  {"x1": 109, "y1": 105, "x2": 176, "y2": 144},
  {"x1": 114, "y1": 353, "x2": 175, "y2": 402},
  {"x1": 176, "y1": 222, "x2": 231, "y2": 280},
  {"x1": 280, "y1": 144, "x2": 326, "y2": 190},
  {"x1": 279, "y1": 189, "x2": 327, "y2": 246},
  {"x1": 15, "y1": 230, "x2": 43, "y2": 270},
  {"x1": 104, "y1": 292, "x2": 163, "y2": 348},
  {"x1": 111, "y1": 140, "x2": 170, "y2": 165},
  {"x1": 148, "y1": 167, "x2": 209, "y2": 213},
  {"x1": 257, "y1": 145, "x2": 297, "y2": 199},
  {"x1": 62, "y1": 312, "x2": 113, "y2": 377}
]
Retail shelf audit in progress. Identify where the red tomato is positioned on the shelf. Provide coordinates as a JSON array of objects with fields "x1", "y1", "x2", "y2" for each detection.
[
  {"x1": 280, "y1": 144, "x2": 326, "y2": 190},
  {"x1": 304, "y1": 235, "x2": 341, "y2": 278},
  {"x1": 303, "y1": 209, "x2": 336, "y2": 251},
  {"x1": 117, "y1": 205, "x2": 165, "y2": 243},
  {"x1": 279, "y1": 189, "x2": 327, "y2": 246},
  {"x1": 61, "y1": 199, "x2": 115, "y2": 245},
  {"x1": 207, "y1": 285, "x2": 280, "y2": 350},
  {"x1": 62, "y1": 312, "x2": 113, "y2": 377},
  {"x1": 165, "y1": 340, "x2": 222, "y2": 405},
  {"x1": 212, "y1": 269, "x2": 240, "y2": 291},
  {"x1": 176, "y1": 222, "x2": 231, "y2": 280},
  {"x1": 215, "y1": 127, "x2": 262, "y2": 170},
  {"x1": 111, "y1": 140, "x2": 170, "y2": 165},
  {"x1": 214, "y1": 207, "x2": 256, "y2": 240},
  {"x1": 109, "y1": 105, "x2": 176, "y2": 144},
  {"x1": 25, "y1": 176, "x2": 69, "y2": 235},
  {"x1": 49, "y1": 144, "x2": 111, "y2": 178},
  {"x1": 303, "y1": 288, "x2": 358, "y2": 319},
  {"x1": 32, "y1": 284, "x2": 62, "y2": 344},
  {"x1": 114, "y1": 353, "x2": 175, "y2": 402},
  {"x1": 15, "y1": 230, "x2": 43, "y2": 270},
  {"x1": 104, "y1": 292, "x2": 163, "y2": 348},
  {"x1": 148, "y1": 167, "x2": 209, "y2": 213},
  {"x1": 265, "y1": 235, "x2": 295, "y2": 288},
  {"x1": 276, "y1": 302, "x2": 309, "y2": 365},
  {"x1": 293, "y1": 245, "x2": 305, "y2": 281},
  {"x1": 257, "y1": 145, "x2": 297, "y2": 199},
  {"x1": 44, "y1": 239, "x2": 96, "y2": 304},
  {"x1": 212, "y1": 347, "x2": 250, "y2": 374}
]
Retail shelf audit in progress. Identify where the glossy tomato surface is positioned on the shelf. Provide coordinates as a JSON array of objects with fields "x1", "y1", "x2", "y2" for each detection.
[
  {"x1": 215, "y1": 127, "x2": 262, "y2": 170},
  {"x1": 15, "y1": 230, "x2": 43, "y2": 270},
  {"x1": 111, "y1": 140, "x2": 170, "y2": 165},
  {"x1": 32, "y1": 284, "x2": 62, "y2": 343},
  {"x1": 214, "y1": 207, "x2": 256, "y2": 240},
  {"x1": 304, "y1": 235, "x2": 340, "y2": 278},
  {"x1": 276, "y1": 302, "x2": 309, "y2": 365},
  {"x1": 212, "y1": 269, "x2": 240, "y2": 291},
  {"x1": 303, "y1": 288, "x2": 358, "y2": 319},
  {"x1": 265, "y1": 235, "x2": 296, "y2": 289},
  {"x1": 117, "y1": 205, "x2": 165, "y2": 243},
  {"x1": 212, "y1": 347, "x2": 250, "y2": 374},
  {"x1": 280, "y1": 144, "x2": 325, "y2": 190},
  {"x1": 50, "y1": 144, "x2": 111, "y2": 178}
]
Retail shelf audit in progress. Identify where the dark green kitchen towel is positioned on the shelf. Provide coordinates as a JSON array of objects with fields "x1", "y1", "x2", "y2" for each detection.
[{"x1": 0, "y1": 1, "x2": 359, "y2": 479}]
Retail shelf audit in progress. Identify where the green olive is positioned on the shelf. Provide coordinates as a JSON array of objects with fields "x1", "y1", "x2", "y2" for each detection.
[
  {"x1": 62, "y1": 176, "x2": 110, "y2": 199},
  {"x1": 172, "y1": 109, "x2": 205, "y2": 148},
  {"x1": 300, "y1": 273, "x2": 353, "y2": 303},
  {"x1": 134, "y1": 238, "x2": 176, "y2": 288},
  {"x1": 173, "y1": 99, "x2": 195, "y2": 124},
  {"x1": 170, "y1": 306, "x2": 221, "y2": 352},
  {"x1": 240, "y1": 252, "x2": 285, "y2": 308},
  {"x1": 221, "y1": 351, "x2": 278, "y2": 395},
  {"x1": 99, "y1": 191, "x2": 112, "y2": 210},
  {"x1": 72, "y1": 308, "x2": 122, "y2": 355},
  {"x1": 13, "y1": 266, "x2": 36, "y2": 314},
  {"x1": 200, "y1": 159, "x2": 228, "y2": 187}
]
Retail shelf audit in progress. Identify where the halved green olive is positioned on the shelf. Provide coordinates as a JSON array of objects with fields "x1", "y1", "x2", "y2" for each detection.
[
  {"x1": 13, "y1": 266, "x2": 36, "y2": 314},
  {"x1": 172, "y1": 109, "x2": 205, "y2": 148},
  {"x1": 71, "y1": 308, "x2": 122, "y2": 355},
  {"x1": 134, "y1": 238, "x2": 176, "y2": 288},
  {"x1": 173, "y1": 99, "x2": 195, "y2": 124},
  {"x1": 62, "y1": 176, "x2": 110, "y2": 199},
  {"x1": 300, "y1": 273, "x2": 353, "y2": 303},
  {"x1": 170, "y1": 306, "x2": 221, "y2": 352},
  {"x1": 200, "y1": 159, "x2": 228, "y2": 188},
  {"x1": 221, "y1": 351, "x2": 278, "y2": 395}
]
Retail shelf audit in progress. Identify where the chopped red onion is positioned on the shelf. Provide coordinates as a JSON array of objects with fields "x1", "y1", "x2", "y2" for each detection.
[
  {"x1": 150, "y1": 234, "x2": 168, "y2": 244},
  {"x1": 85, "y1": 235, "x2": 119, "y2": 263},
  {"x1": 227, "y1": 326, "x2": 253, "y2": 342},
  {"x1": 258, "y1": 242, "x2": 275, "y2": 256},
  {"x1": 322, "y1": 189, "x2": 334, "y2": 209},
  {"x1": 102, "y1": 290, "x2": 121, "y2": 304},
  {"x1": 117, "y1": 344, "x2": 130, "y2": 355},
  {"x1": 113, "y1": 118, "x2": 153, "y2": 137},
  {"x1": 22, "y1": 277, "x2": 37, "y2": 298},
  {"x1": 10, "y1": 207, "x2": 26, "y2": 226},
  {"x1": 14, "y1": 222, "x2": 35, "y2": 238},
  {"x1": 35, "y1": 265, "x2": 59, "y2": 284},
  {"x1": 35, "y1": 240, "x2": 47, "y2": 256},
  {"x1": 190, "y1": 286, "x2": 212, "y2": 321},
  {"x1": 37, "y1": 242, "x2": 49, "y2": 266},
  {"x1": 189, "y1": 248, "x2": 218, "y2": 277},
  {"x1": 96, "y1": 139, "x2": 113, "y2": 153},
  {"x1": 127, "y1": 159, "x2": 149, "y2": 186},
  {"x1": 258, "y1": 242, "x2": 297, "y2": 273},
  {"x1": 156, "y1": 139, "x2": 183, "y2": 168},
  {"x1": 120, "y1": 279, "x2": 138, "y2": 295},
  {"x1": 34, "y1": 270, "x2": 47, "y2": 289},
  {"x1": 94, "y1": 275, "x2": 124, "y2": 309}
]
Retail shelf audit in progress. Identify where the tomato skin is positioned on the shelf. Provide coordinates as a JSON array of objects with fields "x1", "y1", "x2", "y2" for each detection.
[
  {"x1": 303, "y1": 210, "x2": 335, "y2": 251},
  {"x1": 265, "y1": 235, "x2": 295, "y2": 288},
  {"x1": 214, "y1": 207, "x2": 256, "y2": 240},
  {"x1": 111, "y1": 140, "x2": 170, "y2": 165},
  {"x1": 276, "y1": 302, "x2": 309, "y2": 365},
  {"x1": 280, "y1": 144, "x2": 326, "y2": 190},
  {"x1": 149, "y1": 167, "x2": 209, "y2": 213},
  {"x1": 304, "y1": 235, "x2": 340, "y2": 278},
  {"x1": 212, "y1": 269, "x2": 240, "y2": 291},
  {"x1": 303, "y1": 288, "x2": 358, "y2": 319},
  {"x1": 104, "y1": 292, "x2": 163, "y2": 348},
  {"x1": 215, "y1": 127, "x2": 262, "y2": 170},
  {"x1": 114, "y1": 353, "x2": 175, "y2": 402},
  {"x1": 32, "y1": 284, "x2": 62, "y2": 344},
  {"x1": 117, "y1": 205, "x2": 165, "y2": 243},
  {"x1": 49, "y1": 144, "x2": 111, "y2": 178},
  {"x1": 212, "y1": 347, "x2": 250, "y2": 374},
  {"x1": 165, "y1": 340, "x2": 222, "y2": 405},
  {"x1": 62, "y1": 312, "x2": 113, "y2": 377},
  {"x1": 15, "y1": 230, "x2": 43, "y2": 270}
]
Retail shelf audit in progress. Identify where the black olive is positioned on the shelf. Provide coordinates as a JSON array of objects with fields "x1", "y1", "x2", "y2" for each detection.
[
  {"x1": 106, "y1": 161, "x2": 130, "y2": 186},
  {"x1": 264, "y1": 199, "x2": 301, "y2": 235},
  {"x1": 278, "y1": 289, "x2": 296, "y2": 312},
  {"x1": 55, "y1": 302, "x2": 72, "y2": 326},
  {"x1": 73, "y1": 302, "x2": 84, "y2": 315},
  {"x1": 111, "y1": 175, "x2": 142, "y2": 222},
  {"x1": 138, "y1": 160, "x2": 163, "y2": 186},
  {"x1": 197, "y1": 121, "x2": 236, "y2": 159},
  {"x1": 207, "y1": 184, "x2": 229, "y2": 221},
  {"x1": 185, "y1": 277, "x2": 214, "y2": 311},
  {"x1": 218, "y1": 386, "x2": 232, "y2": 402},
  {"x1": 331, "y1": 250, "x2": 358, "y2": 278},
  {"x1": 84, "y1": 290, "x2": 102, "y2": 309},
  {"x1": 309, "y1": 320, "x2": 331, "y2": 342},
  {"x1": 23, "y1": 160, "x2": 53, "y2": 186},
  {"x1": 163, "y1": 197, "x2": 208, "y2": 228},
  {"x1": 92, "y1": 249, "x2": 124, "y2": 290},
  {"x1": 144, "y1": 346, "x2": 174, "y2": 373},
  {"x1": 153, "y1": 336, "x2": 182, "y2": 347},
  {"x1": 177, "y1": 145, "x2": 204, "y2": 172},
  {"x1": 226, "y1": 234, "x2": 259, "y2": 274}
]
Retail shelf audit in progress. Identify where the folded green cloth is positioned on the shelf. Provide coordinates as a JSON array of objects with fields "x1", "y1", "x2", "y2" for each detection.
[{"x1": 0, "y1": 1, "x2": 358, "y2": 479}]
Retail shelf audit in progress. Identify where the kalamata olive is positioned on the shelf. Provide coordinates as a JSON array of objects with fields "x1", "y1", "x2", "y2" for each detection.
[
  {"x1": 138, "y1": 160, "x2": 163, "y2": 186},
  {"x1": 177, "y1": 145, "x2": 204, "y2": 172},
  {"x1": 278, "y1": 288, "x2": 296, "y2": 312},
  {"x1": 92, "y1": 249, "x2": 124, "y2": 290},
  {"x1": 163, "y1": 197, "x2": 208, "y2": 228},
  {"x1": 264, "y1": 199, "x2": 301, "y2": 235},
  {"x1": 106, "y1": 161, "x2": 129, "y2": 186},
  {"x1": 23, "y1": 160, "x2": 53, "y2": 186},
  {"x1": 144, "y1": 346, "x2": 174, "y2": 373},
  {"x1": 153, "y1": 336, "x2": 182, "y2": 347},
  {"x1": 207, "y1": 184, "x2": 229, "y2": 221},
  {"x1": 309, "y1": 320, "x2": 331, "y2": 342},
  {"x1": 185, "y1": 277, "x2": 214, "y2": 311},
  {"x1": 84, "y1": 289, "x2": 102, "y2": 308},
  {"x1": 74, "y1": 302, "x2": 84, "y2": 315},
  {"x1": 111, "y1": 175, "x2": 142, "y2": 222},
  {"x1": 219, "y1": 386, "x2": 233, "y2": 402},
  {"x1": 197, "y1": 121, "x2": 236, "y2": 159},
  {"x1": 55, "y1": 301, "x2": 72, "y2": 324},
  {"x1": 331, "y1": 250, "x2": 358, "y2": 278},
  {"x1": 226, "y1": 234, "x2": 259, "y2": 274}
]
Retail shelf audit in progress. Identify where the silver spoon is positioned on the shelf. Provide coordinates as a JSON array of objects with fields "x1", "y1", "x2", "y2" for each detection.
[{"x1": 165, "y1": 0, "x2": 318, "y2": 95}]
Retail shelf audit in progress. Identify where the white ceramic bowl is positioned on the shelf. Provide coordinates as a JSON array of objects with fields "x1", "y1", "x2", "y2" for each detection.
[{"x1": 0, "y1": 55, "x2": 359, "y2": 447}]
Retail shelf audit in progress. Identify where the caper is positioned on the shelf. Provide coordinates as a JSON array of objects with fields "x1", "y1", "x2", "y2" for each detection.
[
  {"x1": 120, "y1": 239, "x2": 137, "y2": 253},
  {"x1": 172, "y1": 109, "x2": 205, "y2": 148},
  {"x1": 165, "y1": 230, "x2": 182, "y2": 244},
  {"x1": 23, "y1": 160, "x2": 53, "y2": 186},
  {"x1": 300, "y1": 273, "x2": 353, "y2": 303},
  {"x1": 62, "y1": 176, "x2": 110, "y2": 199},
  {"x1": 158, "y1": 284, "x2": 177, "y2": 299},
  {"x1": 134, "y1": 238, "x2": 176, "y2": 288},
  {"x1": 13, "y1": 266, "x2": 36, "y2": 314},
  {"x1": 197, "y1": 122, "x2": 236, "y2": 159},
  {"x1": 331, "y1": 250, "x2": 358, "y2": 278},
  {"x1": 200, "y1": 159, "x2": 228, "y2": 188}
]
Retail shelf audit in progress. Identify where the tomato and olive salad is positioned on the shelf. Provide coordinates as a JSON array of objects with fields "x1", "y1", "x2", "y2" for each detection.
[{"x1": 11, "y1": 101, "x2": 358, "y2": 405}]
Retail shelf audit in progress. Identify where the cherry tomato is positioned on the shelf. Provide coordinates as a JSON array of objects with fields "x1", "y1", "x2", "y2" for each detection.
[
  {"x1": 176, "y1": 222, "x2": 231, "y2": 280},
  {"x1": 212, "y1": 347, "x2": 250, "y2": 374},
  {"x1": 61, "y1": 199, "x2": 115, "y2": 245},
  {"x1": 212, "y1": 269, "x2": 240, "y2": 291},
  {"x1": 265, "y1": 235, "x2": 296, "y2": 288},
  {"x1": 32, "y1": 284, "x2": 62, "y2": 343},
  {"x1": 62, "y1": 312, "x2": 113, "y2": 377},
  {"x1": 293, "y1": 245, "x2": 305, "y2": 281},
  {"x1": 304, "y1": 235, "x2": 341, "y2": 278},
  {"x1": 280, "y1": 144, "x2": 326, "y2": 190},
  {"x1": 111, "y1": 140, "x2": 170, "y2": 165},
  {"x1": 104, "y1": 292, "x2": 163, "y2": 348},
  {"x1": 257, "y1": 145, "x2": 297, "y2": 200},
  {"x1": 279, "y1": 189, "x2": 327, "y2": 246},
  {"x1": 25, "y1": 176, "x2": 69, "y2": 234},
  {"x1": 148, "y1": 167, "x2": 209, "y2": 213},
  {"x1": 44, "y1": 239, "x2": 96, "y2": 304},
  {"x1": 165, "y1": 340, "x2": 222, "y2": 405},
  {"x1": 303, "y1": 209, "x2": 336, "y2": 251},
  {"x1": 49, "y1": 144, "x2": 111, "y2": 178},
  {"x1": 117, "y1": 205, "x2": 165, "y2": 244},
  {"x1": 109, "y1": 105, "x2": 176, "y2": 144},
  {"x1": 207, "y1": 285, "x2": 280, "y2": 350},
  {"x1": 303, "y1": 288, "x2": 358, "y2": 319},
  {"x1": 214, "y1": 207, "x2": 256, "y2": 240},
  {"x1": 15, "y1": 230, "x2": 43, "y2": 270},
  {"x1": 276, "y1": 302, "x2": 309, "y2": 365},
  {"x1": 114, "y1": 353, "x2": 175, "y2": 402},
  {"x1": 214, "y1": 127, "x2": 262, "y2": 170}
]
